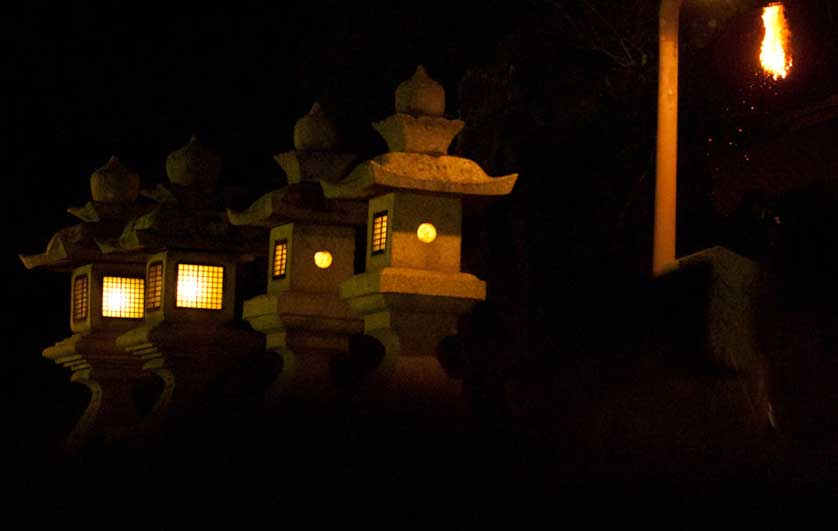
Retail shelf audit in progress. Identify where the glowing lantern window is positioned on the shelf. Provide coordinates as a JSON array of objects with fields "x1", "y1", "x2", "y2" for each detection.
[
  {"x1": 72, "y1": 275, "x2": 89, "y2": 321},
  {"x1": 416, "y1": 223, "x2": 437, "y2": 243},
  {"x1": 273, "y1": 240, "x2": 288, "y2": 279},
  {"x1": 176, "y1": 263, "x2": 224, "y2": 310},
  {"x1": 146, "y1": 262, "x2": 163, "y2": 311},
  {"x1": 102, "y1": 276, "x2": 145, "y2": 319},
  {"x1": 371, "y1": 211, "x2": 388, "y2": 255},
  {"x1": 314, "y1": 251, "x2": 333, "y2": 269}
]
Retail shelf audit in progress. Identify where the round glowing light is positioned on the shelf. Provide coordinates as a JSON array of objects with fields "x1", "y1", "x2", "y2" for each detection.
[
  {"x1": 416, "y1": 223, "x2": 437, "y2": 243},
  {"x1": 314, "y1": 251, "x2": 333, "y2": 269}
]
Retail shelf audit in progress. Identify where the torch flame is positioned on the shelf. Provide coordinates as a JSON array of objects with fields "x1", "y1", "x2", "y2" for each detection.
[{"x1": 760, "y1": 3, "x2": 792, "y2": 80}]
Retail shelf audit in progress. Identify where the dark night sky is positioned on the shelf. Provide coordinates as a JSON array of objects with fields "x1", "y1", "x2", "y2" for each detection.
[{"x1": 5, "y1": 0, "x2": 838, "y2": 506}]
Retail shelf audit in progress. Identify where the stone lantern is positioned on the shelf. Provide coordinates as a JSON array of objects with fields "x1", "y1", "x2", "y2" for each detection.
[
  {"x1": 322, "y1": 66, "x2": 518, "y2": 407},
  {"x1": 229, "y1": 103, "x2": 366, "y2": 402},
  {"x1": 101, "y1": 137, "x2": 265, "y2": 425},
  {"x1": 20, "y1": 157, "x2": 157, "y2": 449}
]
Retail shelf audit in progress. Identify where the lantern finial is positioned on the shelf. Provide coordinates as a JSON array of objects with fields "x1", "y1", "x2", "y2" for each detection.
[
  {"x1": 293, "y1": 101, "x2": 339, "y2": 151},
  {"x1": 165, "y1": 135, "x2": 222, "y2": 187},
  {"x1": 395, "y1": 64, "x2": 445, "y2": 117},
  {"x1": 90, "y1": 156, "x2": 140, "y2": 203}
]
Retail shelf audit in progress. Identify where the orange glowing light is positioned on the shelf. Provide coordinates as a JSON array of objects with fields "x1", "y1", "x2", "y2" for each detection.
[
  {"x1": 314, "y1": 251, "x2": 333, "y2": 269},
  {"x1": 102, "y1": 276, "x2": 144, "y2": 318},
  {"x1": 176, "y1": 263, "x2": 224, "y2": 310},
  {"x1": 416, "y1": 223, "x2": 437, "y2": 243},
  {"x1": 760, "y1": 3, "x2": 792, "y2": 80}
]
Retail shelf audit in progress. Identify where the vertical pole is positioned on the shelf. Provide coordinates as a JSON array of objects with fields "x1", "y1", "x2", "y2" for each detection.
[{"x1": 653, "y1": 0, "x2": 682, "y2": 275}]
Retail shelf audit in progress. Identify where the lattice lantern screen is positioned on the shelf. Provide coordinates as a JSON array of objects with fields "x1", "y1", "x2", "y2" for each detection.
[
  {"x1": 146, "y1": 262, "x2": 163, "y2": 310},
  {"x1": 102, "y1": 276, "x2": 145, "y2": 318},
  {"x1": 176, "y1": 263, "x2": 224, "y2": 310},
  {"x1": 273, "y1": 240, "x2": 288, "y2": 279},
  {"x1": 72, "y1": 275, "x2": 89, "y2": 321},
  {"x1": 372, "y1": 211, "x2": 388, "y2": 255}
]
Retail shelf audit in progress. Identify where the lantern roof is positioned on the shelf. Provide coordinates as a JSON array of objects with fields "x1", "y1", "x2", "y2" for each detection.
[
  {"x1": 19, "y1": 219, "x2": 150, "y2": 271},
  {"x1": 227, "y1": 185, "x2": 367, "y2": 228},
  {"x1": 96, "y1": 202, "x2": 264, "y2": 255},
  {"x1": 96, "y1": 136, "x2": 266, "y2": 256},
  {"x1": 322, "y1": 65, "x2": 517, "y2": 199},
  {"x1": 19, "y1": 157, "x2": 154, "y2": 270},
  {"x1": 321, "y1": 152, "x2": 517, "y2": 199}
]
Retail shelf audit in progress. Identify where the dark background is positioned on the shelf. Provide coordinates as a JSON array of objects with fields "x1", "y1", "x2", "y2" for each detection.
[{"x1": 5, "y1": 0, "x2": 838, "y2": 513}]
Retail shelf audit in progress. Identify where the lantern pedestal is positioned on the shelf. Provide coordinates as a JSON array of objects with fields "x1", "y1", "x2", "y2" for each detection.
[
  {"x1": 244, "y1": 291, "x2": 363, "y2": 403},
  {"x1": 43, "y1": 333, "x2": 159, "y2": 450},
  {"x1": 116, "y1": 322, "x2": 266, "y2": 426},
  {"x1": 340, "y1": 267, "x2": 484, "y2": 412}
]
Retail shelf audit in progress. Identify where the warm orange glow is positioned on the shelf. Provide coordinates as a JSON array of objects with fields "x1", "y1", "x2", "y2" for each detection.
[
  {"x1": 176, "y1": 263, "x2": 224, "y2": 310},
  {"x1": 416, "y1": 223, "x2": 437, "y2": 243},
  {"x1": 72, "y1": 275, "x2": 89, "y2": 321},
  {"x1": 273, "y1": 240, "x2": 288, "y2": 278},
  {"x1": 314, "y1": 251, "x2": 333, "y2": 269},
  {"x1": 146, "y1": 262, "x2": 163, "y2": 310},
  {"x1": 372, "y1": 212, "x2": 388, "y2": 254},
  {"x1": 760, "y1": 3, "x2": 792, "y2": 80},
  {"x1": 102, "y1": 276, "x2": 144, "y2": 318}
]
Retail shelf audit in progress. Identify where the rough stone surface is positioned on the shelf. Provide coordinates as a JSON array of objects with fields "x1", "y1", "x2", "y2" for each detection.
[
  {"x1": 672, "y1": 246, "x2": 764, "y2": 371},
  {"x1": 395, "y1": 65, "x2": 445, "y2": 117},
  {"x1": 267, "y1": 223, "x2": 357, "y2": 295},
  {"x1": 341, "y1": 263, "x2": 484, "y2": 360},
  {"x1": 99, "y1": 204, "x2": 263, "y2": 255},
  {"x1": 322, "y1": 152, "x2": 518, "y2": 199},
  {"x1": 365, "y1": 193, "x2": 463, "y2": 273},
  {"x1": 20, "y1": 221, "x2": 148, "y2": 270},
  {"x1": 274, "y1": 150, "x2": 357, "y2": 184},
  {"x1": 165, "y1": 135, "x2": 221, "y2": 187},
  {"x1": 67, "y1": 201, "x2": 149, "y2": 223},
  {"x1": 90, "y1": 156, "x2": 140, "y2": 203},
  {"x1": 227, "y1": 188, "x2": 367, "y2": 228},
  {"x1": 372, "y1": 114, "x2": 464, "y2": 155},
  {"x1": 292, "y1": 102, "x2": 340, "y2": 151},
  {"x1": 341, "y1": 267, "x2": 486, "y2": 302}
]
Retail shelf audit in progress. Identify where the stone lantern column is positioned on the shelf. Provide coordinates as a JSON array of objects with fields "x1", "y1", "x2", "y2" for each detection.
[
  {"x1": 20, "y1": 157, "x2": 158, "y2": 450},
  {"x1": 322, "y1": 66, "x2": 518, "y2": 411},
  {"x1": 229, "y1": 103, "x2": 366, "y2": 404},
  {"x1": 103, "y1": 137, "x2": 266, "y2": 428}
]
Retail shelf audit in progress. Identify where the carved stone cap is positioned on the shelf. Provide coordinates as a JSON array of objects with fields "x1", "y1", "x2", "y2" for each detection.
[
  {"x1": 90, "y1": 156, "x2": 140, "y2": 203},
  {"x1": 274, "y1": 150, "x2": 357, "y2": 185},
  {"x1": 293, "y1": 102, "x2": 339, "y2": 151},
  {"x1": 395, "y1": 65, "x2": 445, "y2": 117},
  {"x1": 166, "y1": 135, "x2": 222, "y2": 187},
  {"x1": 372, "y1": 114, "x2": 464, "y2": 155}
]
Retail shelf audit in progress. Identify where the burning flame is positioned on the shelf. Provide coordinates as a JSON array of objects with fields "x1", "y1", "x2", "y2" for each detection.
[{"x1": 760, "y1": 3, "x2": 792, "y2": 80}]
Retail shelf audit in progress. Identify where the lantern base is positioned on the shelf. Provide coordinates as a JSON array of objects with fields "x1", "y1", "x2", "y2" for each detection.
[
  {"x1": 115, "y1": 321, "x2": 266, "y2": 426},
  {"x1": 243, "y1": 291, "x2": 363, "y2": 403},
  {"x1": 43, "y1": 332, "x2": 161, "y2": 451},
  {"x1": 338, "y1": 267, "x2": 484, "y2": 413}
]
